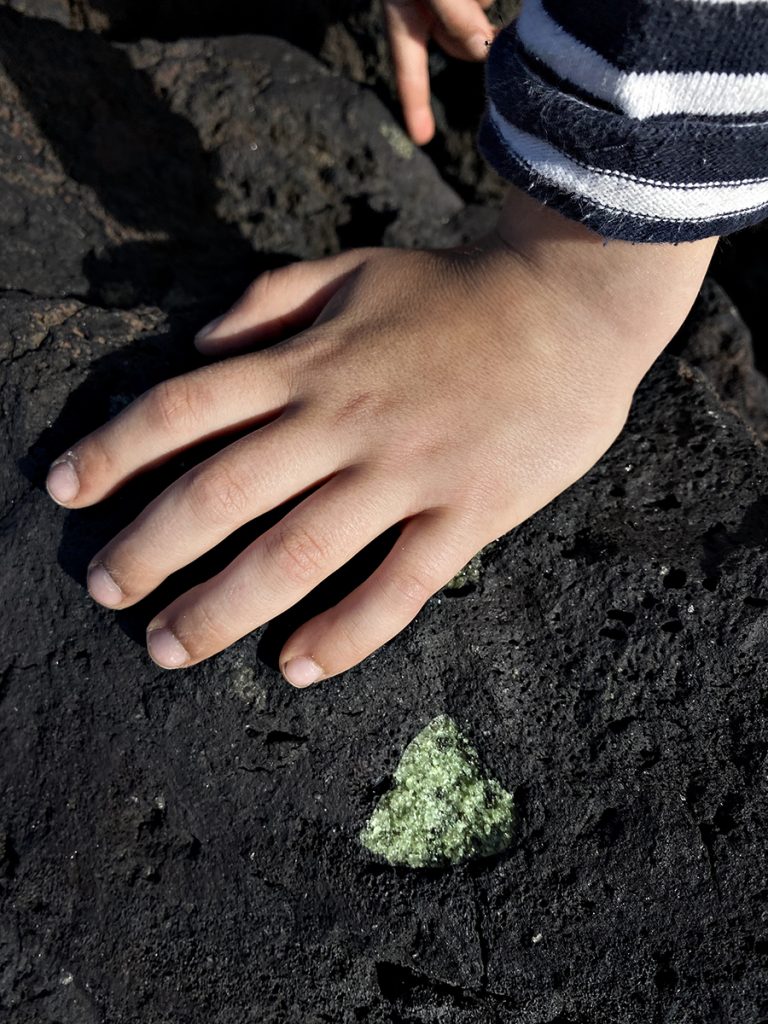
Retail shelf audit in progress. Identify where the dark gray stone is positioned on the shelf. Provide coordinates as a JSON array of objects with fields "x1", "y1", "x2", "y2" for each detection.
[
  {"x1": 0, "y1": 0, "x2": 521, "y2": 206},
  {"x1": 674, "y1": 278, "x2": 768, "y2": 443},
  {"x1": 2, "y1": 5, "x2": 768, "y2": 1021},
  {"x1": 1, "y1": 284, "x2": 767, "y2": 1022},
  {"x1": 0, "y1": 12, "x2": 462, "y2": 310}
]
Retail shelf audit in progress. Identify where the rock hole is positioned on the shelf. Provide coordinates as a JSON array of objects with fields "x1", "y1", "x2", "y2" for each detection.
[
  {"x1": 375, "y1": 962, "x2": 476, "y2": 1008},
  {"x1": 712, "y1": 794, "x2": 741, "y2": 834},
  {"x1": 607, "y1": 716, "x2": 634, "y2": 734},
  {"x1": 336, "y1": 196, "x2": 398, "y2": 248},
  {"x1": 663, "y1": 568, "x2": 687, "y2": 590},
  {"x1": 599, "y1": 626, "x2": 626, "y2": 641},
  {"x1": 606, "y1": 609, "x2": 635, "y2": 626},
  {"x1": 595, "y1": 806, "x2": 623, "y2": 848},
  {"x1": 660, "y1": 619, "x2": 684, "y2": 634},
  {"x1": 685, "y1": 779, "x2": 706, "y2": 809},
  {"x1": 265, "y1": 730, "x2": 307, "y2": 748},
  {"x1": 639, "y1": 746, "x2": 661, "y2": 769},
  {"x1": 561, "y1": 530, "x2": 618, "y2": 565},
  {"x1": 653, "y1": 949, "x2": 678, "y2": 992},
  {"x1": 0, "y1": 831, "x2": 19, "y2": 879},
  {"x1": 744, "y1": 596, "x2": 768, "y2": 609},
  {"x1": 369, "y1": 774, "x2": 393, "y2": 798},
  {"x1": 656, "y1": 493, "x2": 681, "y2": 511}
]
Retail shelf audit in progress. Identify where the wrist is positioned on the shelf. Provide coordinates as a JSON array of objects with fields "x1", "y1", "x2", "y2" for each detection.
[{"x1": 491, "y1": 186, "x2": 718, "y2": 387}]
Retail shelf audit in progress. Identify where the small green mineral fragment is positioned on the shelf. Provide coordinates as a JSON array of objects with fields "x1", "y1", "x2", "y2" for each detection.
[
  {"x1": 360, "y1": 715, "x2": 515, "y2": 868},
  {"x1": 445, "y1": 552, "x2": 483, "y2": 591},
  {"x1": 230, "y1": 664, "x2": 267, "y2": 709},
  {"x1": 444, "y1": 541, "x2": 496, "y2": 592}
]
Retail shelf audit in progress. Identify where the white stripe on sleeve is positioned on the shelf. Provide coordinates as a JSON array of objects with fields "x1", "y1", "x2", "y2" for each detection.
[
  {"x1": 488, "y1": 102, "x2": 768, "y2": 221},
  {"x1": 675, "y1": 0, "x2": 768, "y2": 5},
  {"x1": 517, "y1": 0, "x2": 768, "y2": 118}
]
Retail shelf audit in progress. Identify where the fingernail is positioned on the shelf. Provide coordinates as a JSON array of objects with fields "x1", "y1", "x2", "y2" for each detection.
[
  {"x1": 87, "y1": 563, "x2": 123, "y2": 607},
  {"x1": 46, "y1": 459, "x2": 79, "y2": 504},
  {"x1": 282, "y1": 656, "x2": 323, "y2": 688},
  {"x1": 147, "y1": 627, "x2": 190, "y2": 669},
  {"x1": 195, "y1": 314, "x2": 225, "y2": 344},
  {"x1": 470, "y1": 32, "x2": 491, "y2": 59}
]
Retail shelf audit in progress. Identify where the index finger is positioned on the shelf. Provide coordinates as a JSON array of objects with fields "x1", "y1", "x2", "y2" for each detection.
[
  {"x1": 45, "y1": 355, "x2": 290, "y2": 508},
  {"x1": 384, "y1": 0, "x2": 436, "y2": 145}
]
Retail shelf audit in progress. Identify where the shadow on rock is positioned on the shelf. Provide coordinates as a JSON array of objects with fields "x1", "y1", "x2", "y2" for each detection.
[
  {"x1": 0, "y1": 7, "x2": 260, "y2": 307},
  {"x1": 86, "y1": 0, "x2": 364, "y2": 47}
]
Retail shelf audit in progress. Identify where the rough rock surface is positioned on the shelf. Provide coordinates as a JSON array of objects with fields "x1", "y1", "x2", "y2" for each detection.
[
  {"x1": 674, "y1": 278, "x2": 768, "y2": 444},
  {"x1": 0, "y1": 0, "x2": 520, "y2": 204},
  {"x1": 711, "y1": 222, "x2": 768, "y2": 376},
  {"x1": 2, "y1": 4, "x2": 768, "y2": 1021},
  {"x1": 0, "y1": 12, "x2": 464, "y2": 309},
  {"x1": 2, "y1": 282, "x2": 767, "y2": 1022}
]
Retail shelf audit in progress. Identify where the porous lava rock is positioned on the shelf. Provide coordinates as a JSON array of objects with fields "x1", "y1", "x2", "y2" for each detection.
[
  {"x1": 1, "y1": 0, "x2": 521, "y2": 205},
  {"x1": 1, "y1": 280, "x2": 767, "y2": 1021},
  {"x1": 1, "y1": 4, "x2": 767, "y2": 1020},
  {"x1": 0, "y1": 12, "x2": 463, "y2": 309},
  {"x1": 674, "y1": 278, "x2": 768, "y2": 443}
]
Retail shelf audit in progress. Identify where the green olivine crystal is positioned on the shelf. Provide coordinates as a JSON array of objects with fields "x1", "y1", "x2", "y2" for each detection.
[
  {"x1": 444, "y1": 552, "x2": 483, "y2": 590},
  {"x1": 444, "y1": 541, "x2": 496, "y2": 591},
  {"x1": 360, "y1": 715, "x2": 515, "y2": 868}
]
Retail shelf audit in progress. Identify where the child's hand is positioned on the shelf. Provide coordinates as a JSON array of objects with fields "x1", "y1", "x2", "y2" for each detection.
[
  {"x1": 46, "y1": 189, "x2": 716, "y2": 687},
  {"x1": 383, "y1": 0, "x2": 497, "y2": 144}
]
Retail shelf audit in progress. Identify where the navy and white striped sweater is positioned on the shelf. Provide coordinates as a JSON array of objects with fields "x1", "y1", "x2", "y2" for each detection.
[{"x1": 478, "y1": 0, "x2": 768, "y2": 242}]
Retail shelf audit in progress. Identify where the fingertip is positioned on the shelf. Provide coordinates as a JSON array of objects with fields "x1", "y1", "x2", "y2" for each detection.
[
  {"x1": 406, "y1": 107, "x2": 435, "y2": 146},
  {"x1": 281, "y1": 655, "x2": 325, "y2": 688},
  {"x1": 194, "y1": 314, "x2": 227, "y2": 351},
  {"x1": 468, "y1": 31, "x2": 492, "y2": 61},
  {"x1": 147, "y1": 625, "x2": 191, "y2": 670},
  {"x1": 46, "y1": 458, "x2": 80, "y2": 506},
  {"x1": 87, "y1": 562, "x2": 124, "y2": 608}
]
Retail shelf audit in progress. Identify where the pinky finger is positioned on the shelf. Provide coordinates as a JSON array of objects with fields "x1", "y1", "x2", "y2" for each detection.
[{"x1": 279, "y1": 512, "x2": 477, "y2": 687}]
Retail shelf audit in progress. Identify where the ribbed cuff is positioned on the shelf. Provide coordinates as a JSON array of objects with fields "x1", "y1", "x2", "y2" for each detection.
[{"x1": 478, "y1": 24, "x2": 768, "y2": 243}]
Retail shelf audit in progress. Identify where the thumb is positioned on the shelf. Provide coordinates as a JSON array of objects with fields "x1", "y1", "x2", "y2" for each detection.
[
  {"x1": 429, "y1": 0, "x2": 495, "y2": 61},
  {"x1": 194, "y1": 250, "x2": 370, "y2": 356}
]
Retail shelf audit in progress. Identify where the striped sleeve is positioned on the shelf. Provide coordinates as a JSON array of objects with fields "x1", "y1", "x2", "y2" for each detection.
[{"x1": 477, "y1": 0, "x2": 768, "y2": 242}]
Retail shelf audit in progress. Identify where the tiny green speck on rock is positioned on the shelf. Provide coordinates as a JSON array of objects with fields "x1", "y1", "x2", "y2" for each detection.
[{"x1": 360, "y1": 715, "x2": 515, "y2": 868}]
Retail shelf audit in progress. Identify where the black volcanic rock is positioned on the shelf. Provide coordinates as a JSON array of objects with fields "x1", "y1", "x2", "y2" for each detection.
[
  {"x1": 1, "y1": 5, "x2": 768, "y2": 1020},
  {"x1": 674, "y1": 278, "x2": 768, "y2": 443},
  {"x1": 1, "y1": 0, "x2": 522, "y2": 206},
  {"x1": 1, "y1": 285, "x2": 767, "y2": 1021},
  {"x1": 0, "y1": 13, "x2": 462, "y2": 310}
]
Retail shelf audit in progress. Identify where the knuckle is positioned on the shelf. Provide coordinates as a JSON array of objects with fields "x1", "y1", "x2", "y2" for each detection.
[
  {"x1": 74, "y1": 432, "x2": 115, "y2": 486},
  {"x1": 266, "y1": 522, "x2": 330, "y2": 586},
  {"x1": 185, "y1": 462, "x2": 251, "y2": 527},
  {"x1": 337, "y1": 611, "x2": 372, "y2": 661},
  {"x1": 383, "y1": 562, "x2": 437, "y2": 609},
  {"x1": 245, "y1": 268, "x2": 276, "y2": 307},
  {"x1": 184, "y1": 600, "x2": 230, "y2": 654},
  {"x1": 331, "y1": 389, "x2": 381, "y2": 430},
  {"x1": 144, "y1": 376, "x2": 200, "y2": 435}
]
